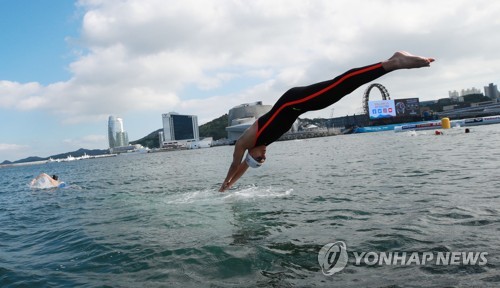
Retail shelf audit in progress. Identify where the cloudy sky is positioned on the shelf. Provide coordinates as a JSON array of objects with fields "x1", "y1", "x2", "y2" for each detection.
[{"x1": 1, "y1": 0, "x2": 499, "y2": 162}]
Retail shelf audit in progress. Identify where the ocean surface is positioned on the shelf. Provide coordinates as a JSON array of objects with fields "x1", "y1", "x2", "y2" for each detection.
[{"x1": 1, "y1": 125, "x2": 499, "y2": 287}]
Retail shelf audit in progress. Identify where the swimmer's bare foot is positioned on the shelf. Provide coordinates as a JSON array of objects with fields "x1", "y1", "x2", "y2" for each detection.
[{"x1": 382, "y1": 51, "x2": 435, "y2": 71}]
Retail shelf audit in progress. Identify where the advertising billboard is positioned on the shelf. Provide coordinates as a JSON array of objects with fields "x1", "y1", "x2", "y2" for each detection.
[
  {"x1": 369, "y1": 98, "x2": 420, "y2": 119},
  {"x1": 394, "y1": 98, "x2": 420, "y2": 116},
  {"x1": 368, "y1": 100, "x2": 396, "y2": 119}
]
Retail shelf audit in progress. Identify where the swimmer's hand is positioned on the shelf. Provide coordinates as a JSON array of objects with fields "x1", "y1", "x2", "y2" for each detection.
[{"x1": 219, "y1": 181, "x2": 231, "y2": 192}]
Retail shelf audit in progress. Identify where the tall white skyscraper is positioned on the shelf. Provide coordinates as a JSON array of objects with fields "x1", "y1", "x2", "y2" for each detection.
[{"x1": 108, "y1": 116, "x2": 129, "y2": 149}]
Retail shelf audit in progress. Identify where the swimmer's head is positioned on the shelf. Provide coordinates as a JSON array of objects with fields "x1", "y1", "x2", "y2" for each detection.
[
  {"x1": 246, "y1": 146, "x2": 266, "y2": 168},
  {"x1": 245, "y1": 153, "x2": 262, "y2": 168},
  {"x1": 52, "y1": 175, "x2": 58, "y2": 181}
]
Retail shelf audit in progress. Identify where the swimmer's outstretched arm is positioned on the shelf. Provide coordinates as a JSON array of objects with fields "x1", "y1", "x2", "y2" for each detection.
[
  {"x1": 219, "y1": 141, "x2": 248, "y2": 192},
  {"x1": 220, "y1": 161, "x2": 249, "y2": 192},
  {"x1": 220, "y1": 124, "x2": 258, "y2": 192}
]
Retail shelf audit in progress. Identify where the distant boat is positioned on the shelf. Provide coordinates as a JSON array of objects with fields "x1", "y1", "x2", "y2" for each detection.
[
  {"x1": 45, "y1": 153, "x2": 111, "y2": 164},
  {"x1": 162, "y1": 141, "x2": 187, "y2": 151},
  {"x1": 62, "y1": 155, "x2": 76, "y2": 162},
  {"x1": 77, "y1": 153, "x2": 91, "y2": 160}
]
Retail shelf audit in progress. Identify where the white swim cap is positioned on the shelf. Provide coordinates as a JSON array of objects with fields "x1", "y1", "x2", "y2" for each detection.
[{"x1": 245, "y1": 153, "x2": 262, "y2": 168}]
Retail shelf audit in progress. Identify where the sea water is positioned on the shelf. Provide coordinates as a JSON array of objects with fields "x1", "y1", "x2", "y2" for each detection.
[{"x1": 1, "y1": 125, "x2": 499, "y2": 287}]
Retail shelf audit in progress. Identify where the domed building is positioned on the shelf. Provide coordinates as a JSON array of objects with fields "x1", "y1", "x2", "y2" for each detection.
[{"x1": 225, "y1": 101, "x2": 271, "y2": 143}]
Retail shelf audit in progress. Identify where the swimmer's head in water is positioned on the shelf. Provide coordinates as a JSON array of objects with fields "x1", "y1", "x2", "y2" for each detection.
[
  {"x1": 52, "y1": 175, "x2": 58, "y2": 181},
  {"x1": 245, "y1": 153, "x2": 263, "y2": 168}
]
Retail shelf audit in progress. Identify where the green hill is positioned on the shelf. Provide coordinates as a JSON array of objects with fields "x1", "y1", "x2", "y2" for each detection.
[
  {"x1": 1, "y1": 148, "x2": 109, "y2": 165},
  {"x1": 199, "y1": 114, "x2": 228, "y2": 140},
  {"x1": 130, "y1": 129, "x2": 163, "y2": 149}
]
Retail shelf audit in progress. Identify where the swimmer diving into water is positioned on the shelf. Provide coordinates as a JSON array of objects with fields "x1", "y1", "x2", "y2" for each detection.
[{"x1": 219, "y1": 51, "x2": 435, "y2": 192}]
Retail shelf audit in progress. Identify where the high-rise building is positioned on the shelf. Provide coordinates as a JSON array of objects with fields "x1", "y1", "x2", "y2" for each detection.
[
  {"x1": 162, "y1": 112, "x2": 199, "y2": 143},
  {"x1": 448, "y1": 90, "x2": 459, "y2": 98},
  {"x1": 484, "y1": 83, "x2": 500, "y2": 99},
  {"x1": 108, "y1": 116, "x2": 129, "y2": 149}
]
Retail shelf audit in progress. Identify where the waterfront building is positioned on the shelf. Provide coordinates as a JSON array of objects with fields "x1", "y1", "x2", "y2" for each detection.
[
  {"x1": 450, "y1": 87, "x2": 484, "y2": 102},
  {"x1": 225, "y1": 101, "x2": 272, "y2": 142},
  {"x1": 161, "y1": 112, "x2": 199, "y2": 144},
  {"x1": 108, "y1": 116, "x2": 129, "y2": 150}
]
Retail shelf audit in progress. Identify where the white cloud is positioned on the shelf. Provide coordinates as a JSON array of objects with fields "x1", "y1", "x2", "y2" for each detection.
[
  {"x1": 0, "y1": 81, "x2": 44, "y2": 109},
  {"x1": 0, "y1": 143, "x2": 28, "y2": 151}
]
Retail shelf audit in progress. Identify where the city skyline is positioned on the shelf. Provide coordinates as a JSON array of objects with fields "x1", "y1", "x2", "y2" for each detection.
[
  {"x1": 449, "y1": 82, "x2": 500, "y2": 99},
  {"x1": 1, "y1": 0, "x2": 500, "y2": 161}
]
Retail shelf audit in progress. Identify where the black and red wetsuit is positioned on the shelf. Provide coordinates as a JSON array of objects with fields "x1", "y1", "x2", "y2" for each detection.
[{"x1": 254, "y1": 62, "x2": 388, "y2": 147}]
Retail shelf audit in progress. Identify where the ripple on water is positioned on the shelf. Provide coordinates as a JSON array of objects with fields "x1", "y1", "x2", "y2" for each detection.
[{"x1": 1, "y1": 126, "x2": 500, "y2": 287}]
